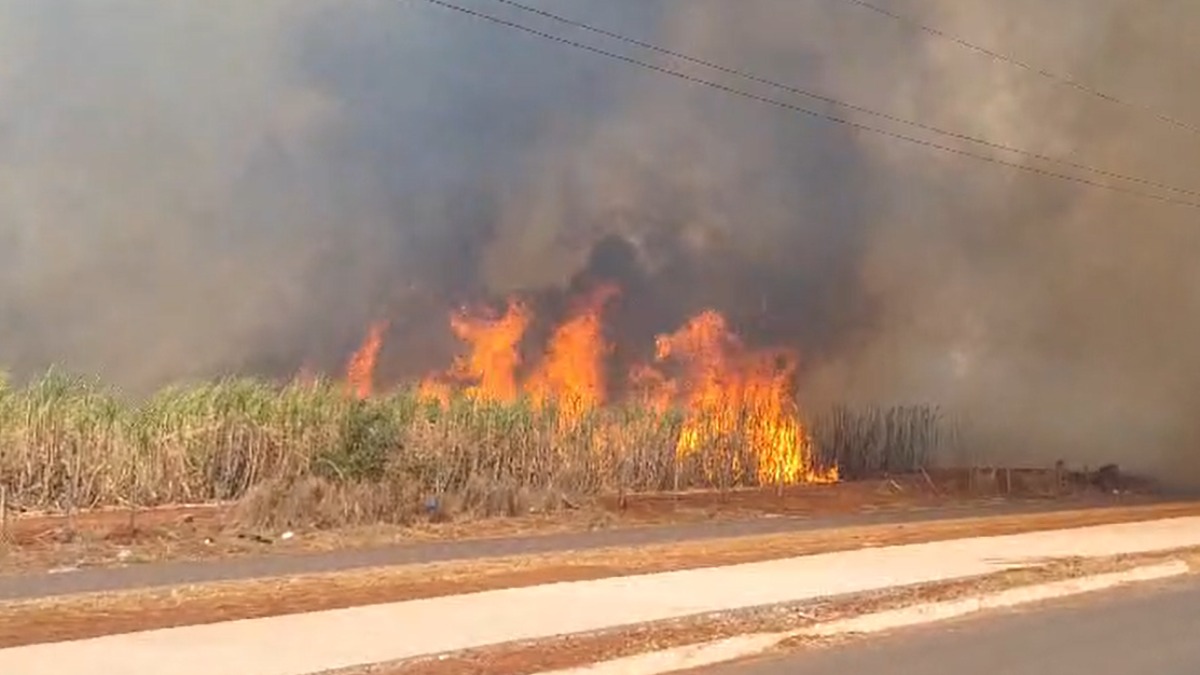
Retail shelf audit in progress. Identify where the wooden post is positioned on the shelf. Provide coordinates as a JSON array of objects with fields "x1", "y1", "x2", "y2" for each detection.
[
  {"x1": 919, "y1": 466, "x2": 940, "y2": 495},
  {"x1": 1, "y1": 484, "x2": 8, "y2": 543},
  {"x1": 617, "y1": 452, "x2": 628, "y2": 512},
  {"x1": 66, "y1": 442, "x2": 80, "y2": 541},
  {"x1": 128, "y1": 454, "x2": 138, "y2": 535}
]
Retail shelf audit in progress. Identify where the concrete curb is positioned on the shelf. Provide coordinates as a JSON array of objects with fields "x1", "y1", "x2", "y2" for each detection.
[
  {"x1": 805, "y1": 559, "x2": 1188, "y2": 637},
  {"x1": 9, "y1": 517, "x2": 1200, "y2": 675},
  {"x1": 537, "y1": 560, "x2": 1190, "y2": 675}
]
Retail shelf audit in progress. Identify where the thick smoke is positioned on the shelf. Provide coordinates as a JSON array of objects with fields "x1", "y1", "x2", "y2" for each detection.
[
  {"x1": 799, "y1": 0, "x2": 1200, "y2": 484},
  {"x1": 1, "y1": 1, "x2": 1198, "y2": 482}
]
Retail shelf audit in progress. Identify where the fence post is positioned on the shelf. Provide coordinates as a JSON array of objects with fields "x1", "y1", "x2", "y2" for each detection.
[
  {"x1": 128, "y1": 467, "x2": 138, "y2": 535},
  {"x1": 1, "y1": 484, "x2": 8, "y2": 543},
  {"x1": 672, "y1": 454, "x2": 680, "y2": 494},
  {"x1": 127, "y1": 444, "x2": 139, "y2": 535},
  {"x1": 66, "y1": 440, "x2": 79, "y2": 541}
]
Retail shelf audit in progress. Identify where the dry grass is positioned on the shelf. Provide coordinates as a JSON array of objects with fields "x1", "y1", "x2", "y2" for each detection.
[{"x1": 0, "y1": 371, "x2": 954, "y2": 530}]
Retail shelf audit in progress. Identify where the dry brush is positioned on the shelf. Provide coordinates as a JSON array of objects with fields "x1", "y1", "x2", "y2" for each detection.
[{"x1": 0, "y1": 371, "x2": 952, "y2": 527}]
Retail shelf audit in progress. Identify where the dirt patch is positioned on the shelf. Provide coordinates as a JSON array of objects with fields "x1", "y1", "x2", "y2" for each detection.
[
  {"x1": 352, "y1": 548, "x2": 1200, "y2": 675},
  {"x1": 0, "y1": 471, "x2": 1151, "y2": 575},
  {"x1": 1, "y1": 500, "x2": 1197, "y2": 648}
]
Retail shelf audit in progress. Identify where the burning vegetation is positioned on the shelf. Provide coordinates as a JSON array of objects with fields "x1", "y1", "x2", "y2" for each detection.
[
  {"x1": 0, "y1": 282, "x2": 958, "y2": 528},
  {"x1": 346, "y1": 284, "x2": 836, "y2": 487}
]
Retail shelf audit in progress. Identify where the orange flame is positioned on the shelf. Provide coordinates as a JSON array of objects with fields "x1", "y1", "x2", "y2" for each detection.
[
  {"x1": 346, "y1": 321, "x2": 387, "y2": 400},
  {"x1": 418, "y1": 298, "x2": 531, "y2": 403},
  {"x1": 417, "y1": 378, "x2": 452, "y2": 406},
  {"x1": 630, "y1": 363, "x2": 675, "y2": 414},
  {"x1": 526, "y1": 284, "x2": 618, "y2": 423},
  {"x1": 643, "y1": 310, "x2": 837, "y2": 485},
  {"x1": 345, "y1": 289, "x2": 836, "y2": 486}
]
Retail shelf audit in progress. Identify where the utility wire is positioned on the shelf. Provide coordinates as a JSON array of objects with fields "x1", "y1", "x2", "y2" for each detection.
[
  {"x1": 415, "y1": 0, "x2": 1200, "y2": 209},
  {"x1": 835, "y1": 0, "x2": 1200, "y2": 138},
  {"x1": 484, "y1": 0, "x2": 1199, "y2": 200}
]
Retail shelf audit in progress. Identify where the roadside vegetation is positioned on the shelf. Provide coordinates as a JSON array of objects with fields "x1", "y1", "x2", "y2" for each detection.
[{"x1": 0, "y1": 371, "x2": 953, "y2": 527}]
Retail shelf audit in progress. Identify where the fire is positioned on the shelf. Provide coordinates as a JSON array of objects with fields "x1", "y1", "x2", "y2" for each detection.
[
  {"x1": 343, "y1": 288, "x2": 837, "y2": 486},
  {"x1": 345, "y1": 321, "x2": 387, "y2": 400},
  {"x1": 415, "y1": 288, "x2": 616, "y2": 417},
  {"x1": 417, "y1": 378, "x2": 452, "y2": 406},
  {"x1": 649, "y1": 310, "x2": 743, "y2": 461},
  {"x1": 630, "y1": 363, "x2": 675, "y2": 414},
  {"x1": 526, "y1": 284, "x2": 618, "y2": 423},
  {"x1": 415, "y1": 298, "x2": 531, "y2": 403},
  {"x1": 641, "y1": 311, "x2": 837, "y2": 485}
]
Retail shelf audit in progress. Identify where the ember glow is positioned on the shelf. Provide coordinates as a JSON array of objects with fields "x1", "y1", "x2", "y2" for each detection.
[{"x1": 348, "y1": 288, "x2": 836, "y2": 485}]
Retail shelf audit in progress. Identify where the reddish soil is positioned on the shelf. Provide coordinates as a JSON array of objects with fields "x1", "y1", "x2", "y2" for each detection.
[
  {"x1": 1, "y1": 500, "x2": 1196, "y2": 649},
  {"x1": 0, "y1": 467, "x2": 1149, "y2": 575}
]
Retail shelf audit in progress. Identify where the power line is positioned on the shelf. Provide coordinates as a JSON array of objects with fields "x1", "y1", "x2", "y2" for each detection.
[
  {"x1": 414, "y1": 0, "x2": 1200, "y2": 209},
  {"x1": 835, "y1": 0, "x2": 1200, "y2": 138},
  {"x1": 484, "y1": 0, "x2": 1200, "y2": 200}
]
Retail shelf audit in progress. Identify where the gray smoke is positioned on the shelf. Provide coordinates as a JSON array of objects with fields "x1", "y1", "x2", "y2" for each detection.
[
  {"x1": 797, "y1": 0, "x2": 1200, "y2": 483},
  {"x1": 1, "y1": 0, "x2": 1198, "y2": 482}
]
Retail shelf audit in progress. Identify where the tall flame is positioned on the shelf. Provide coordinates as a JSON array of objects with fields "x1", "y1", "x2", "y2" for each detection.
[
  {"x1": 345, "y1": 321, "x2": 387, "y2": 400},
  {"x1": 642, "y1": 310, "x2": 837, "y2": 485},
  {"x1": 419, "y1": 298, "x2": 531, "y2": 403},
  {"x1": 345, "y1": 288, "x2": 836, "y2": 486},
  {"x1": 526, "y1": 284, "x2": 618, "y2": 423}
]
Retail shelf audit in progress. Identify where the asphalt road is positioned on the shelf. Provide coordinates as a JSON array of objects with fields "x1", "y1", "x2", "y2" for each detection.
[
  {"x1": 704, "y1": 575, "x2": 1200, "y2": 675},
  {"x1": 0, "y1": 496, "x2": 1157, "y2": 601}
]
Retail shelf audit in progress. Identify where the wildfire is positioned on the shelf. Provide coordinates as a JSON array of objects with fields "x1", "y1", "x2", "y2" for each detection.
[
  {"x1": 418, "y1": 298, "x2": 531, "y2": 403},
  {"x1": 526, "y1": 284, "x2": 619, "y2": 423},
  {"x1": 344, "y1": 288, "x2": 837, "y2": 485},
  {"x1": 640, "y1": 311, "x2": 837, "y2": 485},
  {"x1": 345, "y1": 321, "x2": 387, "y2": 400}
]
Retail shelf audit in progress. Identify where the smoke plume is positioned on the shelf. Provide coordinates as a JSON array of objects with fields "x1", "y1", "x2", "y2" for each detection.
[{"x1": 2, "y1": 0, "x2": 1198, "y2": 482}]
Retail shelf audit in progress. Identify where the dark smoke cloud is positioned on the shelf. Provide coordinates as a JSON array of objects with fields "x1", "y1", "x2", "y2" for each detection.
[{"x1": 2, "y1": 1, "x2": 1198, "y2": 482}]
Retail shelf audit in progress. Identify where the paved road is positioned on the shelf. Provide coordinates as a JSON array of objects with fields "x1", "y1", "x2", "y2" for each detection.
[
  {"x1": 0, "y1": 496, "x2": 1158, "y2": 601},
  {"x1": 6, "y1": 518, "x2": 1200, "y2": 675},
  {"x1": 704, "y1": 575, "x2": 1200, "y2": 675}
]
